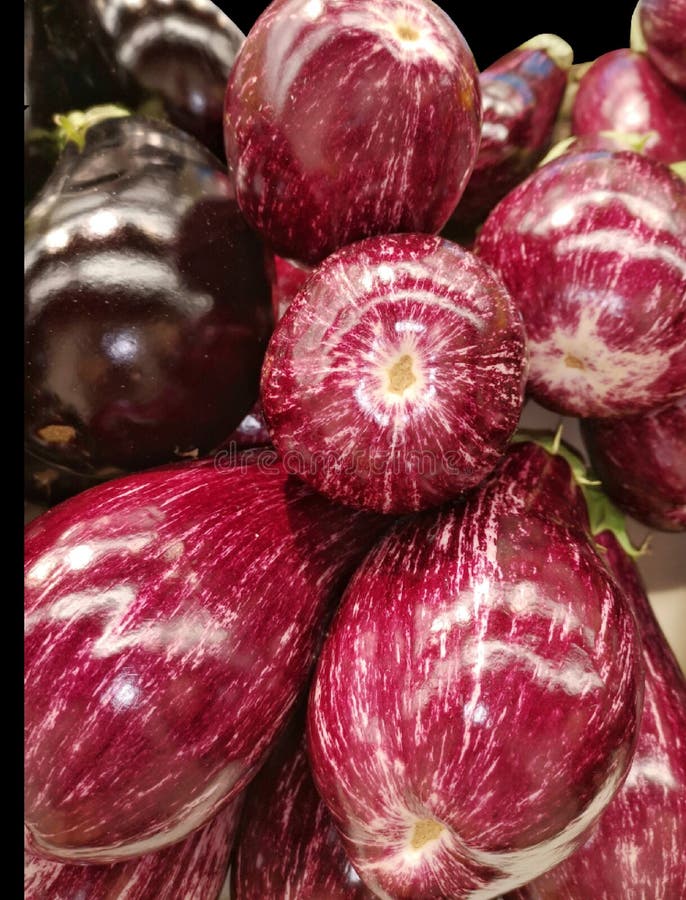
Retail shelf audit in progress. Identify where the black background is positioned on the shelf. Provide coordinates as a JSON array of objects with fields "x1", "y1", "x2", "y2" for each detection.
[{"x1": 219, "y1": 0, "x2": 636, "y2": 70}]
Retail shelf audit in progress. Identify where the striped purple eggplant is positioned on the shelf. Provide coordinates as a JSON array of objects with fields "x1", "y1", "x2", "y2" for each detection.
[
  {"x1": 581, "y1": 396, "x2": 686, "y2": 532},
  {"x1": 571, "y1": 49, "x2": 686, "y2": 164},
  {"x1": 25, "y1": 794, "x2": 242, "y2": 900},
  {"x1": 636, "y1": 0, "x2": 686, "y2": 91},
  {"x1": 510, "y1": 530, "x2": 686, "y2": 899},
  {"x1": 232, "y1": 710, "x2": 373, "y2": 898},
  {"x1": 476, "y1": 149, "x2": 686, "y2": 418},
  {"x1": 307, "y1": 440, "x2": 643, "y2": 898},
  {"x1": 447, "y1": 34, "x2": 572, "y2": 234},
  {"x1": 223, "y1": 0, "x2": 481, "y2": 265},
  {"x1": 24, "y1": 455, "x2": 387, "y2": 864},
  {"x1": 261, "y1": 233, "x2": 527, "y2": 514}
]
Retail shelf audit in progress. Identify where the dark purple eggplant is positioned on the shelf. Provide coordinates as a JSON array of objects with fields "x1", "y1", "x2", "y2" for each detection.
[
  {"x1": 25, "y1": 116, "x2": 272, "y2": 501},
  {"x1": 510, "y1": 529, "x2": 686, "y2": 899},
  {"x1": 581, "y1": 396, "x2": 686, "y2": 532},
  {"x1": 24, "y1": 453, "x2": 388, "y2": 863},
  {"x1": 307, "y1": 437, "x2": 643, "y2": 898},
  {"x1": 232, "y1": 708, "x2": 374, "y2": 898},
  {"x1": 89, "y1": 0, "x2": 244, "y2": 159},
  {"x1": 24, "y1": 0, "x2": 244, "y2": 202},
  {"x1": 446, "y1": 34, "x2": 572, "y2": 239}
]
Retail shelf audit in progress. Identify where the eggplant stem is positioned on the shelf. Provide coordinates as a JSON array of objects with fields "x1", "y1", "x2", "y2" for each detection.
[
  {"x1": 519, "y1": 34, "x2": 574, "y2": 70},
  {"x1": 630, "y1": 3, "x2": 647, "y2": 53},
  {"x1": 512, "y1": 428, "x2": 642, "y2": 558}
]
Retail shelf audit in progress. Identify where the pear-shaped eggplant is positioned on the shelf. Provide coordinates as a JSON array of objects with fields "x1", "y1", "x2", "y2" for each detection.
[
  {"x1": 25, "y1": 793, "x2": 243, "y2": 900},
  {"x1": 476, "y1": 149, "x2": 686, "y2": 418},
  {"x1": 24, "y1": 454, "x2": 387, "y2": 863},
  {"x1": 307, "y1": 441, "x2": 643, "y2": 898},
  {"x1": 223, "y1": 0, "x2": 481, "y2": 265},
  {"x1": 510, "y1": 530, "x2": 686, "y2": 898}
]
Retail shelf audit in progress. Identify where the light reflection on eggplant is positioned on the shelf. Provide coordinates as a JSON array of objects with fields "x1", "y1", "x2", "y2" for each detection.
[{"x1": 25, "y1": 116, "x2": 272, "y2": 502}]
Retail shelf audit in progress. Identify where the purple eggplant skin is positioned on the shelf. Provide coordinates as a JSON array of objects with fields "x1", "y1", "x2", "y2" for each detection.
[
  {"x1": 581, "y1": 396, "x2": 686, "y2": 533},
  {"x1": 510, "y1": 530, "x2": 686, "y2": 899},
  {"x1": 261, "y1": 233, "x2": 527, "y2": 515},
  {"x1": 638, "y1": 0, "x2": 686, "y2": 92},
  {"x1": 24, "y1": 454, "x2": 388, "y2": 864},
  {"x1": 89, "y1": 0, "x2": 245, "y2": 159},
  {"x1": 25, "y1": 793, "x2": 243, "y2": 900},
  {"x1": 223, "y1": 0, "x2": 481, "y2": 266},
  {"x1": 476, "y1": 149, "x2": 686, "y2": 419},
  {"x1": 447, "y1": 35, "x2": 571, "y2": 234},
  {"x1": 232, "y1": 710, "x2": 374, "y2": 899},
  {"x1": 25, "y1": 116, "x2": 273, "y2": 496},
  {"x1": 307, "y1": 441, "x2": 643, "y2": 899},
  {"x1": 571, "y1": 49, "x2": 686, "y2": 165}
]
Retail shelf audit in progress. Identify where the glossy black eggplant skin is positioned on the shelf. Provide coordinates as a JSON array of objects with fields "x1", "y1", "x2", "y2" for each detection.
[
  {"x1": 25, "y1": 117, "x2": 272, "y2": 500},
  {"x1": 90, "y1": 0, "x2": 245, "y2": 159},
  {"x1": 24, "y1": 0, "x2": 129, "y2": 204},
  {"x1": 24, "y1": 0, "x2": 244, "y2": 200}
]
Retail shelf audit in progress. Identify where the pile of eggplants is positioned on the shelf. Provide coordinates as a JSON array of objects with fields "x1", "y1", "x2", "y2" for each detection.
[{"x1": 24, "y1": 1, "x2": 686, "y2": 897}]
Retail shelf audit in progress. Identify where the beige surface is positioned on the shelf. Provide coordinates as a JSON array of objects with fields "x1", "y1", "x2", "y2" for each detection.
[{"x1": 519, "y1": 401, "x2": 686, "y2": 673}]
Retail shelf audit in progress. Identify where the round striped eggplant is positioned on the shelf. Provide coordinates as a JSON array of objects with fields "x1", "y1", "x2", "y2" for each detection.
[
  {"x1": 571, "y1": 49, "x2": 686, "y2": 165},
  {"x1": 510, "y1": 530, "x2": 686, "y2": 899},
  {"x1": 307, "y1": 440, "x2": 643, "y2": 899},
  {"x1": 581, "y1": 396, "x2": 686, "y2": 532},
  {"x1": 447, "y1": 34, "x2": 572, "y2": 235},
  {"x1": 261, "y1": 234, "x2": 527, "y2": 514},
  {"x1": 223, "y1": 0, "x2": 481, "y2": 265},
  {"x1": 232, "y1": 709, "x2": 373, "y2": 898},
  {"x1": 476, "y1": 149, "x2": 686, "y2": 418},
  {"x1": 25, "y1": 793, "x2": 243, "y2": 900},
  {"x1": 24, "y1": 455, "x2": 387, "y2": 864},
  {"x1": 636, "y1": 0, "x2": 686, "y2": 91}
]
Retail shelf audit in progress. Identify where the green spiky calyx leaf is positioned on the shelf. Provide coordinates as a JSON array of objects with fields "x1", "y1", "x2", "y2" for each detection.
[{"x1": 512, "y1": 426, "x2": 645, "y2": 559}]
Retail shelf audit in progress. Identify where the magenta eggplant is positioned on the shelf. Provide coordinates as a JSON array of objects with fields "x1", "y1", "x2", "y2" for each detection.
[
  {"x1": 25, "y1": 794, "x2": 242, "y2": 900},
  {"x1": 476, "y1": 149, "x2": 686, "y2": 418},
  {"x1": 638, "y1": 0, "x2": 686, "y2": 91},
  {"x1": 223, "y1": 0, "x2": 481, "y2": 265},
  {"x1": 510, "y1": 531, "x2": 686, "y2": 899},
  {"x1": 581, "y1": 396, "x2": 686, "y2": 532},
  {"x1": 307, "y1": 441, "x2": 643, "y2": 898},
  {"x1": 232, "y1": 712, "x2": 373, "y2": 898},
  {"x1": 261, "y1": 234, "x2": 527, "y2": 514},
  {"x1": 448, "y1": 34, "x2": 571, "y2": 232},
  {"x1": 571, "y1": 49, "x2": 686, "y2": 164},
  {"x1": 24, "y1": 455, "x2": 387, "y2": 864},
  {"x1": 270, "y1": 253, "x2": 314, "y2": 322}
]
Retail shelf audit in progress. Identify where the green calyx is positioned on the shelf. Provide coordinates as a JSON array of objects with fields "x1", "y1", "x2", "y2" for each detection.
[
  {"x1": 512, "y1": 426, "x2": 645, "y2": 559},
  {"x1": 670, "y1": 161, "x2": 686, "y2": 181},
  {"x1": 28, "y1": 103, "x2": 132, "y2": 153}
]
